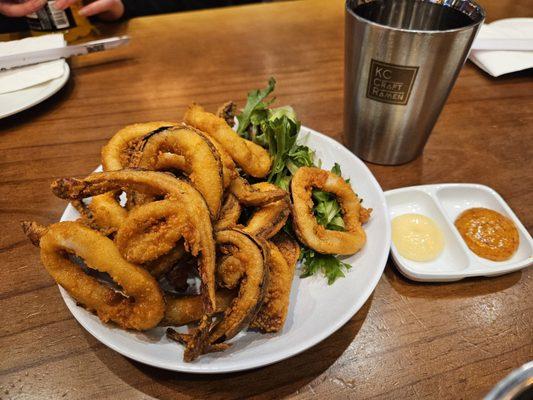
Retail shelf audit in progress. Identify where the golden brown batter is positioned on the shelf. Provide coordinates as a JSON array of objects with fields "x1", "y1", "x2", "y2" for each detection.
[{"x1": 455, "y1": 208, "x2": 519, "y2": 261}]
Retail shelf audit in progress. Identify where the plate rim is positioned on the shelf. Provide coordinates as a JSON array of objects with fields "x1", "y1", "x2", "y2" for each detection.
[
  {"x1": 58, "y1": 126, "x2": 391, "y2": 373},
  {"x1": 0, "y1": 62, "x2": 70, "y2": 119}
]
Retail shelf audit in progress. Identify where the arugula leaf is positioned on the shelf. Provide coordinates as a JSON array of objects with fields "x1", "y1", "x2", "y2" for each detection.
[
  {"x1": 262, "y1": 115, "x2": 301, "y2": 182},
  {"x1": 269, "y1": 105, "x2": 297, "y2": 122},
  {"x1": 300, "y1": 248, "x2": 352, "y2": 285},
  {"x1": 236, "y1": 77, "x2": 276, "y2": 135},
  {"x1": 311, "y1": 163, "x2": 347, "y2": 231},
  {"x1": 314, "y1": 199, "x2": 345, "y2": 230},
  {"x1": 331, "y1": 162, "x2": 342, "y2": 176},
  {"x1": 286, "y1": 145, "x2": 314, "y2": 175}
]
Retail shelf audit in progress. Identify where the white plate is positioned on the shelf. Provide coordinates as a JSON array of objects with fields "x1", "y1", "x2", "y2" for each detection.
[
  {"x1": 0, "y1": 62, "x2": 70, "y2": 119},
  {"x1": 57, "y1": 126, "x2": 390, "y2": 373},
  {"x1": 386, "y1": 183, "x2": 533, "y2": 282}
]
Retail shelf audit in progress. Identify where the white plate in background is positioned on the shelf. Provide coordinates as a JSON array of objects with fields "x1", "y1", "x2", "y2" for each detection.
[
  {"x1": 0, "y1": 61, "x2": 69, "y2": 119},
  {"x1": 56, "y1": 126, "x2": 391, "y2": 373},
  {"x1": 386, "y1": 183, "x2": 533, "y2": 282}
]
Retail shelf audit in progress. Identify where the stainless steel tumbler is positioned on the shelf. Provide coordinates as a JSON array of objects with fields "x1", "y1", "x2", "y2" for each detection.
[{"x1": 344, "y1": 0, "x2": 485, "y2": 165}]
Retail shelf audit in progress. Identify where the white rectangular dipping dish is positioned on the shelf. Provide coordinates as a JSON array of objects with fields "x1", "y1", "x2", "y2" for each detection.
[{"x1": 385, "y1": 183, "x2": 533, "y2": 282}]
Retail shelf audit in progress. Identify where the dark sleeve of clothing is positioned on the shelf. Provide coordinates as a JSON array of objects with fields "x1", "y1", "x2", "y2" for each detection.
[
  {"x1": 122, "y1": 0, "x2": 261, "y2": 19},
  {"x1": 0, "y1": 16, "x2": 27, "y2": 33}
]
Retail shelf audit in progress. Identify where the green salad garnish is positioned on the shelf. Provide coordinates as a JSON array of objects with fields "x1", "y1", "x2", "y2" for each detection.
[{"x1": 237, "y1": 78, "x2": 352, "y2": 284}]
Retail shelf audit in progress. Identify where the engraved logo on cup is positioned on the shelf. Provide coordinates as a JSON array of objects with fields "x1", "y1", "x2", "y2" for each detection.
[{"x1": 366, "y1": 60, "x2": 419, "y2": 106}]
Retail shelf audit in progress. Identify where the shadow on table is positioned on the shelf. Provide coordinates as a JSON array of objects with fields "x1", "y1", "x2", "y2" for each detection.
[
  {"x1": 92, "y1": 295, "x2": 373, "y2": 400},
  {"x1": 0, "y1": 76, "x2": 74, "y2": 132},
  {"x1": 384, "y1": 256, "x2": 523, "y2": 299}
]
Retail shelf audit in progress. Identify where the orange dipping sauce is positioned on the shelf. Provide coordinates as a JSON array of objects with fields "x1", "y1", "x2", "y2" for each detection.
[{"x1": 454, "y1": 207, "x2": 519, "y2": 261}]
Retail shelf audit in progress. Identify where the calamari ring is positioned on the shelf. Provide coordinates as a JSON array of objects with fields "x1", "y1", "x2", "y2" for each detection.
[
  {"x1": 214, "y1": 194, "x2": 242, "y2": 231},
  {"x1": 243, "y1": 182, "x2": 290, "y2": 240},
  {"x1": 152, "y1": 152, "x2": 188, "y2": 172},
  {"x1": 85, "y1": 122, "x2": 176, "y2": 234},
  {"x1": 250, "y1": 242, "x2": 296, "y2": 333},
  {"x1": 229, "y1": 176, "x2": 287, "y2": 206},
  {"x1": 291, "y1": 167, "x2": 367, "y2": 255},
  {"x1": 23, "y1": 221, "x2": 164, "y2": 330},
  {"x1": 51, "y1": 170, "x2": 216, "y2": 313},
  {"x1": 133, "y1": 126, "x2": 224, "y2": 219},
  {"x1": 184, "y1": 104, "x2": 272, "y2": 178},
  {"x1": 102, "y1": 122, "x2": 176, "y2": 171}
]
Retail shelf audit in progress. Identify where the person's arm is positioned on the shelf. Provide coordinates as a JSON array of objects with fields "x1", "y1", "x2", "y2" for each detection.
[
  {"x1": 57, "y1": 0, "x2": 258, "y2": 21},
  {"x1": 0, "y1": 0, "x2": 45, "y2": 17},
  {"x1": 54, "y1": 0, "x2": 124, "y2": 21}
]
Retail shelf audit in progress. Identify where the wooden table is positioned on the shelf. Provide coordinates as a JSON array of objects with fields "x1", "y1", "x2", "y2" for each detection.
[{"x1": 1, "y1": 1, "x2": 531, "y2": 399}]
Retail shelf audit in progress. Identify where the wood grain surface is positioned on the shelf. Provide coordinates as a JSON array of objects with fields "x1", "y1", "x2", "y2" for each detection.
[{"x1": 1, "y1": 0, "x2": 532, "y2": 399}]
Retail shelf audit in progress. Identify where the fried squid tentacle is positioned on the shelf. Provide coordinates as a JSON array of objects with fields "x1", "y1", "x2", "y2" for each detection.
[
  {"x1": 116, "y1": 199, "x2": 202, "y2": 264},
  {"x1": 229, "y1": 176, "x2": 287, "y2": 206},
  {"x1": 291, "y1": 167, "x2": 369, "y2": 255},
  {"x1": 214, "y1": 194, "x2": 242, "y2": 231},
  {"x1": 143, "y1": 242, "x2": 186, "y2": 278},
  {"x1": 133, "y1": 126, "x2": 224, "y2": 219},
  {"x1": 167, "y1": 229, "x2": 269, "y2": 360},
  {"x1": 184, "y1": 104, "x2": 272, "y2": 178},
  {"x1": 243, "y1": 182, "x2": 290, "y2": 240},
  {"x1": 209, "y1": 229, "x2": 269, "y2": 344},
  {"x1": 216, "y1": 101, "x2": 236, "y2": 128},
  {"x1": 163, "y1": 289, "x2": 236, "y2": 326},
  {"x1": 181, "y1": 123, "x2": 238, "y2": 189},
  {"x1": 249, "y1": 242, "x2": 296, "y2": 333},
  {"x1": 22, "y1": 221, "x2": 164, "y2": 330},
  {"x1": 51, "y1": 170, "x2": 216, "y2": 314}
]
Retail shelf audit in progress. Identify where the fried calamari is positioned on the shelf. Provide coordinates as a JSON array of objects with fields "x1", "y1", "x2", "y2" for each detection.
[
  {"x1": 243, "y1": 182, "x2": 290, "y2": 240},
  {"x1": 250, "y1": 242, "x2": 296, "y2": 333},
  {"x1": 84, "y1": 122, "x2": 176, "y2": 234},
  {"x1": 214, "y1": 194, "x2": 242, "y2": 231},
  {"x1": 229, "y1": 176, "x2": 287, "y2": 207},
  {"x1": 23, "y1": 221, "x2": 165, "y2": 330},
  {"x1": 163, "y1": 289, "x2": 236, "y2": 326},
  {"x1": 23, "y1": 86, "x2": 374, "y2": 363},
  {"x1": 132, "y1": 126, "x2": 224, "y2": 219},
  {"x1": 51, "y1": 170, "x2": 217, "y2": 314},
  {"x1": 167, "y1": 229, "x2": 269, "y2": 360},
  {"x1": 184, "y1": 104, "x2": 272, "y2": 178},
  {"x1": 291, "y1": 167, "x2": 369, "y2": 255}
]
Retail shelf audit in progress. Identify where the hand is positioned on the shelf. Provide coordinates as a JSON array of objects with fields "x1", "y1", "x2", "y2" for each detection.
[
  {"x1": 0, "y1": 0, "x2": 46, "y2": 17},
  {"x1": 54, "y1": 0, "x2": 124, "y2": 21}
]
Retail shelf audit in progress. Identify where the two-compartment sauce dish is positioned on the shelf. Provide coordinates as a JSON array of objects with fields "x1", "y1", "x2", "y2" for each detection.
[{"x1": 385, "y1": 184, "x2": 533, "y2": 282}]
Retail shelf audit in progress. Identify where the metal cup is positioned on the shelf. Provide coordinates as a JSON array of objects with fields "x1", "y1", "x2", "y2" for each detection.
[{"x1": 344, "y1": 0, "x2": 485, "y2": 165}]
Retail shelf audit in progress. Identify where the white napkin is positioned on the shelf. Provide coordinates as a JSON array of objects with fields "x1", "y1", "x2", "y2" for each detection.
[
  {"x1": 0, "y1": 34, "x2": 66, "y2": 95},
  {"x1": 470, "y1": 18, "x2": 533, "y2": 77}
]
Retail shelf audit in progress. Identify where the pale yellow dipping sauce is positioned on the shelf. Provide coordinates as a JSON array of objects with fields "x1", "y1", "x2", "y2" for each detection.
[{"x1": 392, "y1": 213, "x2": 444, "y2": 262}]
